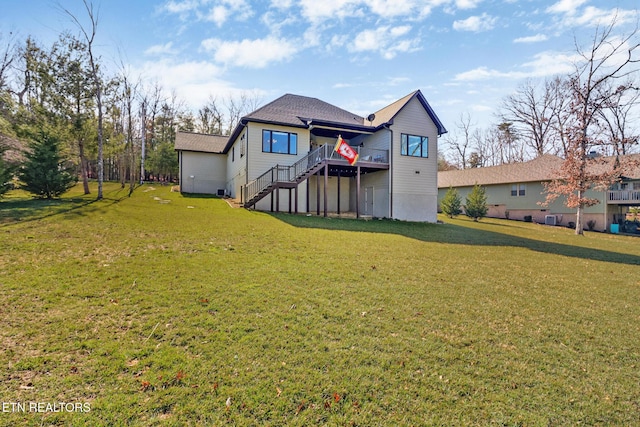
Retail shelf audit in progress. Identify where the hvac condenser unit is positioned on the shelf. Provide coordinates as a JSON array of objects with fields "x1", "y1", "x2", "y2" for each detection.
[{"x1": 545, "y1": 215, "x2": 557, "y2": 226}]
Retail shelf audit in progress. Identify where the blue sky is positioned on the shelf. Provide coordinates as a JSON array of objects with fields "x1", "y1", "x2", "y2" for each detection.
[{"x1": 2, "y1": 0, "x2": 639, "y2": 135}]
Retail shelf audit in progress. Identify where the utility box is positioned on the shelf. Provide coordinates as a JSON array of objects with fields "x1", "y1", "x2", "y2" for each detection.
[{"x1": 545, "y1": 215, "x2": 557, "y2": 226}]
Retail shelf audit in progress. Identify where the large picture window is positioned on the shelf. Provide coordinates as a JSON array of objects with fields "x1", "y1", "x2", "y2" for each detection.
[
  {"x1": 263, "y1": 130, "x2": 297, "y2": 155},
  {"x1": 401, "y1": 134, "x2": 428, "y2": 158}
]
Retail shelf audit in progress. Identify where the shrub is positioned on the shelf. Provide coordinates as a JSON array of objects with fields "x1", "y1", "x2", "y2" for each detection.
[
  {"x1": 440, "y1": 186, "x2": 462, "y2": 218},
  {"x1": 19, "y1": 132, "x2": 77, "y2": 199},
  {"x1": 465, "y1": 184, "x2": 488, "y2": 222},
  {"x1": 524, "y1": 215, "x2": 532, "y2": 222},
  {"x1": 587, "y1": 220, "x2": 597, "y2": 231}
]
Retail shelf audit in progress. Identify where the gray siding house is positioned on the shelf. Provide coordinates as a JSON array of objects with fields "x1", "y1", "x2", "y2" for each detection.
[
  {"x1": 175, "y1": 90, "x2": 447, "y2": 222},
  {"x1": 438, "y1": 154, "x2": 640, "y2": 232}
]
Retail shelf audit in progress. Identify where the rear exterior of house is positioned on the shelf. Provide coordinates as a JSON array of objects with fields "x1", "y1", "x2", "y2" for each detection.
[{"x1": 175, "y1": 90, "x2": 447, "y2": 222}]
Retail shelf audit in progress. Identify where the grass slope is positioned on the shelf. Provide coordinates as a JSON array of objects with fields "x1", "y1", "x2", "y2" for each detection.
[{"x1": 1, "y1": 183, "x2": 639, "y2": 426}]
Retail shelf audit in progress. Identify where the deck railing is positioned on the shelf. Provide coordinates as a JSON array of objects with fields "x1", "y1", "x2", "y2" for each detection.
[
  {"x1": 245, "y1": 145, "x2": 329, "y2": 205},
  {"x1": 244, "y1": 143, "x2": 389, "y2": 207},
  {"x1": 608, "y1": 190, "x2": 640, "y2": 203}
]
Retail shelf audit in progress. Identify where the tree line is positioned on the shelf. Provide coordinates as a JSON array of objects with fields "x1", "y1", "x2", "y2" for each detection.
[{"x1": 0, "y1": 1, "x2": 259, "y2": 199}]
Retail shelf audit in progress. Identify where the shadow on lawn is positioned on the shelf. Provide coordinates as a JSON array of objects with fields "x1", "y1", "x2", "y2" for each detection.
[
  {"x1": 270, "y1": 213, "x2": 640, "y2": 266},
  {"x1": 0, "y1": 189, "x2": 131, "y2": 226}
]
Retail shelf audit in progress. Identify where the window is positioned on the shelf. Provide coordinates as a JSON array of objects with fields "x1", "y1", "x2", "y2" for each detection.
[
  {"x1": 262, "y1": 130, "x2": 297, "y2": 155},
  {"x1": 240, "y1": 134, "x2": 245, "y2": 157},
  {"x1": 232, "y1": 146, "x2": 235, "y2": 162},
  {"x1": 511, "y1": 184, "x2": 526, "y2": 197},
  {"x1": 401, "y1": 134, "x2": 428, "y2": 158}
]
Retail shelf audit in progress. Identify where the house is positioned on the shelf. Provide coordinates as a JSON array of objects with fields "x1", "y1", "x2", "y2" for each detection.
[
  {"x1": 437, "y1": 154, "x2": 640, "y2": 232},
  {"x1": 175, "y1": 90, "x2": 447, "y2": 222}
]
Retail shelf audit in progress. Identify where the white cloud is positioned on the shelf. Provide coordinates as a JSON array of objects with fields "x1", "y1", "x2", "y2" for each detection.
[
  {"x1": 206, "y1": 5, "x2": 229, "y2": 26},
  {"x1": 455, "y1": 0, "x2": 483, "y2": 10},
  {"x1": 201, "y1": 36, "x2": 299, "y2": 68},
  {"x1": 546, "y1": 0, "x2": 588, "y2": 15},
  {"x1": 133, "y1": 58, "x2": 268, "y2": 111},
  {"x1": 298, "y1": 0, "x2": 450, "y2": 23},
  {"x1": 270, "y1": 0, "x2": 293, "y2": 8},
  {"x1": 367, "y1": 0, "x2": 418, "y2": 17},
  {"x1": 513, "y1": 34, "x2": 548, "y2": 43},
  {"x1": 454, "y1": 66, "x2": 513, "y2": 81},
  {"x1": 351, "y1": 25, "x2": 419, "y2": 59},
  {"x1": 299, "y1": 0, "x2": 363, "y2": 23},
  {"x1": 144, "y1": 42, "x2": 179, "y2": 56},
  {"x1": 563, "y1": 6, "x2": 638, "y2": 27},
  {"x1": 454, "y1": 50, "x2": 578, "y2": 82},
  {"x1": 453, "y1": 13, "x2": 497, "y2": 32},
  {"x1": 545, "y1": 0, "x2": 638, "y2": 29},
  {"x1": 161, "y1": 0, "x2": 203, "y2": 14},
  {"x1": 520, "y1": 51, "x2": 577, "y2": 77},
  {"x1": 162, "y1": 0, "x2": 253, "y2": 24}
]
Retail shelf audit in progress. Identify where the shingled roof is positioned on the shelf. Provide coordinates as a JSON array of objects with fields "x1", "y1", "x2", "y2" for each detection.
[
  {"x1": 244, "y1": 94, "x2": 365, "y2": 128},
  {"x1": 438, "y1": 154, "x2": 565, "y2": 188},
  {"x1": 371, "y1": 90, "x2": 447, "y2": 136},
  {"x1": 175, "y1": 131, "x2": 228, "y2": 153}
]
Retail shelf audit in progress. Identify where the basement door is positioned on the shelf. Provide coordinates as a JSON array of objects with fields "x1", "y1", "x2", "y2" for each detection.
[{"x1": 364, "y1": 186, "x2": 374, "y2": 216}]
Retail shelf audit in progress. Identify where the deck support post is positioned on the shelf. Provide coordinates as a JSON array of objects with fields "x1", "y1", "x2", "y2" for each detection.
[
  {"x1": 316, "y1": 170, "x2": 321, "y2": 216},
  {"x1": 337, "y1": 170, "x2": 341, "y2": 215},
  {"x1": 324, "y1": 163, "x2": 329, "y2": 217},
  {"x1": 356, "y1": 166, "x2": 361, "y2": 219}
]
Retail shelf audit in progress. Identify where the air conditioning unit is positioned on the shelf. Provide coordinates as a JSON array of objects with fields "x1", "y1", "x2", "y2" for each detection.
[
  {"x1": 217, "y1": 189, "x2": 225, "y2": 196},
  {"x1": 545, "y1": 215, "x2": 557, "y2": 226}
]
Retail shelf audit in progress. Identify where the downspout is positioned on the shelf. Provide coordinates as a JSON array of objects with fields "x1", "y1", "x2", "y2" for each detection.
[
  {"x1": 386, "y1": 124, "x2": 393, "y2": 219},
  {"x1": 245, "y1": 125, "x2": 249, "y2": 203},
  {"x1": 179, "y1": 151, "x2": 182, "y2": 192},
  {"x1": 604, "y1": 188, "x2": 607, "y2": 232}
]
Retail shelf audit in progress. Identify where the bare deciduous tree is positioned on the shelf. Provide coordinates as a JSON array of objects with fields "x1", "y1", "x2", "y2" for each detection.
[
  {"x1": 63, "y1": 0, "x2": 106, "y2": 199},
  {"x1": 500, "y1": 78, "x2": 566, "y2": 157},
  {"x1": 545, "y1": 17, "x2": 640, "y2": 235}
]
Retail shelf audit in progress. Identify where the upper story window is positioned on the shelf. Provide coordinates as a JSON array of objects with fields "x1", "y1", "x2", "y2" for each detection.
[
  {"x1": 511, "y1": 183, "x2": 526, "y2": 197},
  {"x1": 401, "y1": 134, "x2": 428, "y2": 158},
  {"x1": 263, "y1": 130, "x2": 297, "y2": 155}
]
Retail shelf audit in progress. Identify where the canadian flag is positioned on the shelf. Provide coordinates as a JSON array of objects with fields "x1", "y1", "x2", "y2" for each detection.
[{"x1": 334, "y1": 136, "x2": 359, "y2": 165}]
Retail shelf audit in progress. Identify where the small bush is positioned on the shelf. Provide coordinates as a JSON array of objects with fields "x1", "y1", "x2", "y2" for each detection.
[
  {"x1": 464, "y1": 184, "x2": 488, "y2": 222},
  {"x1": 440, "y1": 186, "x2": 462, "y2": 218},
  {"x1": 524, "y1": 215, "x2": 532, "y2": 222},
  {"x1": 587, "y1": 220, "x2": 596, "y2": 231}
]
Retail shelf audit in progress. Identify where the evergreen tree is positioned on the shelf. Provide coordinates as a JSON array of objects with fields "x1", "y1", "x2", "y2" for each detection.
[
  {"x1": 0, "y1": 141, "x2": 15, "y2": 197},
  {"x1": 465, "y1": 184, "x2": 488, "y2": 221},
  {"x1": 440, "y1": 186, "x2": 462, "y2": 218},
  {"x1": 19, "y1": 132, "x2": 77, "y2": 198}
]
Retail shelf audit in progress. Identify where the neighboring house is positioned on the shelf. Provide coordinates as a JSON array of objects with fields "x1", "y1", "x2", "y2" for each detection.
[
  {"x1": 437, "y1": 154, "x2": 640, "y2": 232},
  {"x1": 175, "y1": 90, "x2": 447, "y2": 222}
]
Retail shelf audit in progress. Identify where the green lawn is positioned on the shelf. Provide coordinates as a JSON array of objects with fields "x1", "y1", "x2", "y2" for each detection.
[{"x1": 1, "y1": 183, "x2": 639, "y2": 426}]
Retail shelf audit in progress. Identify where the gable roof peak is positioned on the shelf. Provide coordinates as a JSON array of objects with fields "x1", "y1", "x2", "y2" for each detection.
[{"x1": 371, "y1": 89, "x2": 447, "y2": 135}]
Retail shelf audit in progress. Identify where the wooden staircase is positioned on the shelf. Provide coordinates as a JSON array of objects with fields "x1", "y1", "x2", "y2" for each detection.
[{"x1": 244, "y1": 144, "x2": 332, "y2": 208}]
